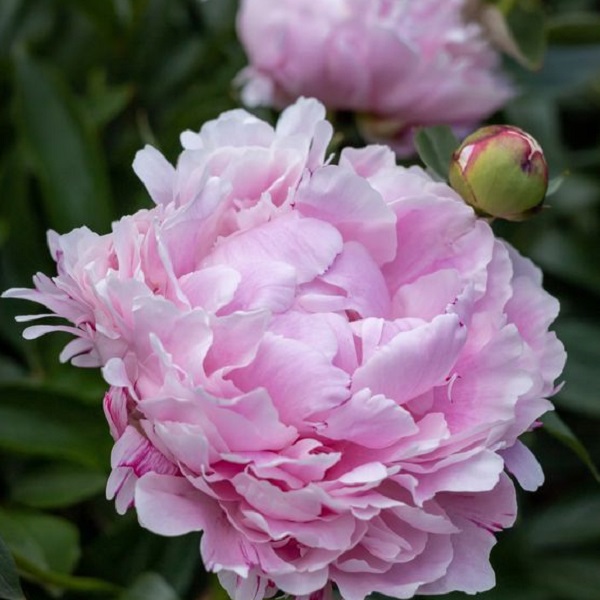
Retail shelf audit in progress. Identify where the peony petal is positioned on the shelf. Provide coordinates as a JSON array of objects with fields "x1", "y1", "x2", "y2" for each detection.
[
  {"x1": 179, "y1": 266, "x2": 241, "y2": 312},
  {"x1": 296, "y1": 165, "x2": 397, "y2": 265},
  {"x1": 205, "y1": 309, "x2": 270, "y2": 376},
  {"x1": 133, "y1": 146, "x2": 176, "y2": 206},
  {"x1": 352, "y1": 314, "x2": 466, "y2": 404},
  {"x1": 218, "y1": 571, "x2": 269, "y2": 600},
  {"x1": 322, "y1": 389, "x2": 417, "y2": 449},
  {"x1": 332, "y1": 534, "x2": 453, "y2": 600},
  {"x1": 135, "y1": 473, "x2": 214, "y2": 536},
  {"x1": 232, "y1": 473, "x2": 323, "y2": 522},
  {"x1": 229, "y1": 333, "x2": 350, "y2": 427},
  {"x1": 419, "y1": 517, "x2": 496, "y2": 595},
  {"x1": 272, "y1": 569, "x2": 330, "y2": 597},
  {"x1": 409, "y1": 449, "x2": 505, "y2": 504},
  {"x1": 500, "y1": 440, "x2": 544, "y2": 492},
  {"x1": 205, "y1": 212, "x2": 343, "y2": 284},
  {"x1": 339, "y1": 146, "x2": 396, "y2": 178},
  {"x1": 318, "y1": 242, "x2": 391, "y2": 319}
]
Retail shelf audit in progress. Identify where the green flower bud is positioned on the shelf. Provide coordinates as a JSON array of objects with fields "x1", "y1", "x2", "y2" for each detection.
[{"x1": 448, "y1": 125, "x2": 549, "y2": 221}]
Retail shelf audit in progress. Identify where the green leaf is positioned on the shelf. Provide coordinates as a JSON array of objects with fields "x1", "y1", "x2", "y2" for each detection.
[
  {"x1": 83, "y1": 519, "x2": 202, "y2": 594},
  {"x1": 118, "y1": 573, "x2": 181, "y2": 600},
  {"x1": 0, "y1": 509, "x2": 80, "y2": 576},
  {"x1": 13, "y1": 52, "x2": 113, "y2": 232},
  {"x1": 545, "y1": 175, "x2": 564, "y2": 197},
  {"x1": 548, "y1": 174, "x2": 599, "y2": 215},
  {"x1": 199, "y1": 0, "x2": 238, "y2": 32},
  {"x1": 0, "y1": 534, "x2": 25, "y2": 600},
  {"x1": 504, "y1": 0, "x2": 546, "y2": 69},
  {"x1": 541, "y1": 412, "x2": 600, "y2": 482},
  {"x1": 0, "y1": 384, "x2": 111, "y2": 469},
  {"x1": 209, "y1": 573, "x2": 231, "y2": 600},
  {"x1": 33, "y1": 334, "x2": 108, "y2": 404},
  {"x1": 512, "y1": 46, "x2": 600, "y2": 97},
  {"x1": 145, "y1": 37, "x2": 206, "y2": 104},
  {"x1": 56, "y1": 0, "x2": 121, "y2": 34},
  {"x1": 84, "y1": 70, "x2": 133, "y2": 128},
  {"x1": 533, "y1": 557, "x2": 600, "y2": 600},
  {"x1": 528, "y1": 229, "x2": 600, "y2": 296},
  {"x1": 0, "y1": 510, "x2": 117, "y2": 595},
  {"x1": 10, "y1": 463, "x2": 106, "y2": 509},
  {"x1": 0, "y1": 357, "x2": 26, "y2": 382},
  {"x1": 553, "y1": 321, "x2": 600, "y2": 416},
  {"x1": 15, "y1": 557, "x2": 119, "y2": 595},
  {"x1": 0, "y1": 0, "x2": 22, "y2": 58},
  {"x1": 547, "y1": 13, "x2": 600, "y2": 45},
  {"x1": 0, "y1": 151, "x2": 50, "y2": 292},
  {"x1": 414, "y1": 126, "x2": 459, "y2": 181},
  {"x1": 526, "y1": 494, "x2": 600, "y2": 549}
]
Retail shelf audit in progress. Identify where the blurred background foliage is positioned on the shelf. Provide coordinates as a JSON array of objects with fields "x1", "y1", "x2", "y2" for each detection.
[{"x1": 0, "y1": 0, "x2": 599, "y2": 599}]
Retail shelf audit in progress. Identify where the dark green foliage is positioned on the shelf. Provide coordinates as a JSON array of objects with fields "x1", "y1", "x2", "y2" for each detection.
[
  {"x1": 0, "y1": 534, "x2": 24, "y2": 600},
  {"x1": 0, "y1": 1, "x2": 599, "y2": 599},
  {"x1": 414, "y1": 126, "x2": 459, "y2": 181}
]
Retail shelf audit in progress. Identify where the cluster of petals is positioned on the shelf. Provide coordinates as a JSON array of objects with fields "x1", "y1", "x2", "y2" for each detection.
[
  {"x1": 5, "y1": 98, "x2": 565, "y2": 600},
  {"x1": 236, "y1": 0, "x2": 514, "y2": 154}
]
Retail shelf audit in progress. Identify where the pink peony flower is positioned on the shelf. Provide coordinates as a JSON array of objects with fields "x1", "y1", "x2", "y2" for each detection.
[
  {"x1": 4, "y1": 98, "x2": 564, "y2": 600},
  {"x1": 236, "y1": 0, "x2": 514, "y2": 154}
]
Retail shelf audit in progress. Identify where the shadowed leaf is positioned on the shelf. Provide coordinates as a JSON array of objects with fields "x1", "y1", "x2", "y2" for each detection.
[
  {"x1": 0, "y1": 535, "x2": 24, "y2": 600},
  {"x1": 414, "y1": 126, "x2": 459, "y2": 181},
  {"x1": 541, "y1": 412, "x2": 600, "y2": 482},
  {"x1": 13, "y1": 53, "x2": 113, "y2": 232}
]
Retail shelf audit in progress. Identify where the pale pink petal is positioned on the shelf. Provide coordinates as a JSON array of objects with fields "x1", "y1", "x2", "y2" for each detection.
[
  {"x1": 296, "y1": 166, "x2": 397, "y2": 265},
  {"x1": 179, "y1": 266, "x2": 241, "y2": 312},
  {"x1": 318, "y1": 242, "x2": 391, "y2": 319},
  {"x1": 271, "y1": 569, "x2": 329, "y2": 597},
  {"x1": 419, "y1": 518, "x2": 496, "y2": 595},
  {"x1": 133, "y1": 146, "x2": 176, "y2": 206},
  {"x1": 352, "y1": 314, "x2": 466, "y2": 404},
  {"x1": 229, "y1": 333, "x2": 350, "y2": 426},
  {"x1": 218, "y1": 571, "x2": 270, "y2": 600},
  {"x1": 322, "y1": 389, "x2": 417, "y2": 449},
  {"x1": 205, "y1": 212, "x2": 343, "y2": 284},
  {"x1": 135, "y1": 473, "x2": 215, "y2": 536},
  {"x1": 409, "y1": 449, "x2": 505, "y2": 504},
  {"x1": 500, "y1": 440, "x2": 545, "y2": 491},
  {"x1": 205, "y1": 310, "x2": 270, "y2": 376},
  {"x1": 332, "y1": 534, "x2": 453, "y2": 600},
  {"x1": 338, "y1": 146, "x2": 396, "y2": 179}
]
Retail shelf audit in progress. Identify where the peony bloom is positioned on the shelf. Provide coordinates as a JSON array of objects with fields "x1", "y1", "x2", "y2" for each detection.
[
  {"x1": 236, "y1": 0, "x2": 514, "y2": 154},
  {"x1": 5, "y1": 99, "x2": 564, "y2": 600}
]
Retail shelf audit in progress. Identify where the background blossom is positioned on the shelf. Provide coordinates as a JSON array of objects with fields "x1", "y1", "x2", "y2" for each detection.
[
  {"x1": 5, "y1": 99, "x2": 565, "y2": 600},
  {"x1": 236, "y1": 0, "x2": 514, "y2": 154}
]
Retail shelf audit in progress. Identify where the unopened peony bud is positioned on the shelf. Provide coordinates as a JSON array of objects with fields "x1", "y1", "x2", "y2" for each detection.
[{"x1": 449, "y1": 125, "x2": 548, "y2": 221}]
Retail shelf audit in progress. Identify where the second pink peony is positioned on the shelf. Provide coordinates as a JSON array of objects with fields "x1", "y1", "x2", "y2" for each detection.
[{"x1": 236, "y1": 0, "x2": 514, "y2": 154}]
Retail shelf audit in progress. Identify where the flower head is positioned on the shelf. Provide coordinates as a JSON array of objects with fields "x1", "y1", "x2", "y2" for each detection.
[
  {"x1": 236, "y1": 0, "x2": 513, "y2": 154},
  {"x1": 4, "y1": 98, "x2": 564, "y2": 600}
]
